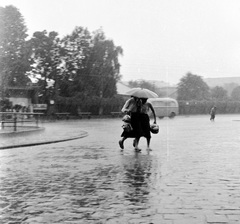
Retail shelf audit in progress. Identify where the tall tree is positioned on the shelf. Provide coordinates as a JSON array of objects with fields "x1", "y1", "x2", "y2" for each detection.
[
  {"x1": 177, "y1": 73, "x2": 210, "y2": 101},
  {"x1": 210, "y1": 86, "x2": 228, "y2": 100},
  {"x1": 231, "y1": 86, "x2": 240, "y2": 101},
  {"x1": 88, "y1": 29, "x2": 123, "y2": 98},
  {"x1": 59, "y1": 27, "x2": 92, "y2": 98},
  {"x1": 0, "y1": 5, "x2": 31, "y2": 101},
  {"x1": 28, "y1": 30, "x2": 62, "y2": 104},
  {"x1": 223, "y1": 82, "x2": 238, "y2": 96},
  {"x1": 59, "y1": 28, "x2": 123, "y2": 107}
]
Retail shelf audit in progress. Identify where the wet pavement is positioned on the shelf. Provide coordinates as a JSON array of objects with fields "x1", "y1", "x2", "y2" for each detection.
[{"x1": 1, "y1": 115, "x2": 240, "y2": 223}]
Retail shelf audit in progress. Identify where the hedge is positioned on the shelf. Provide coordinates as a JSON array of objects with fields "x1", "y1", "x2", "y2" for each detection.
[{"x1": 178, "y1": 100, "x2": 240, "y2": 115}]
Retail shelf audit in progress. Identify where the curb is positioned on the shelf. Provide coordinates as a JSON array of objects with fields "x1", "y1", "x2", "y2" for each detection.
[
  {"x1": 0, "y1": 127, "x2": 45, "y2": 136},
  {"x1": 0, "y1": 131, "x2": 88, "y2": 150}
]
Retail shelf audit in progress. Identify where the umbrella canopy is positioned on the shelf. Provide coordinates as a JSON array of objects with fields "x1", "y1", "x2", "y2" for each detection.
[{"x1": 125, "y1": 87, "x2": 158, "y2": 98}]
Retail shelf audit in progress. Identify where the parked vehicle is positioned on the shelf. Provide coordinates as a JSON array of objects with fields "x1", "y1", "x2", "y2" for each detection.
[{"x1": 148, "y1": 97, "x2": 179, "y2": 119}]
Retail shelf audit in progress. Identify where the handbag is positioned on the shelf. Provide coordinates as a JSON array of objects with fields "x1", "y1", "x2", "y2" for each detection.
[{"x1": 150, "y1": 123, "x2": 159, "y2": 134}]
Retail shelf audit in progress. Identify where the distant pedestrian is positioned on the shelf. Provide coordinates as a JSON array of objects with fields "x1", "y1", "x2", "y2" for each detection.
[{"x1": 210, "y1": 106, "x2": 216, "y2": 121}]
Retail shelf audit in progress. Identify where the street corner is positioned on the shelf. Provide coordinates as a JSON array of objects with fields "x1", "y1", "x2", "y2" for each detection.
[{"x1": 0, "y1": 129, "x2": 88, "y2": 149}]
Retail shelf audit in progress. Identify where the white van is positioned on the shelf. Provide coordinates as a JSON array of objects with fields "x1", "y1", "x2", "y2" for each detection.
[{"x1": 148, "y1": 97, "x2": 179, "y2": 119}]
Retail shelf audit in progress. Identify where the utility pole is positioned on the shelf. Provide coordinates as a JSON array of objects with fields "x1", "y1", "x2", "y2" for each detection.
[
  {"x1": 99, "y1": 73, "x2": 104, "y2": 115},
  {"x1": 0, "y1": 70, "x2": 6, "y2": 112}
]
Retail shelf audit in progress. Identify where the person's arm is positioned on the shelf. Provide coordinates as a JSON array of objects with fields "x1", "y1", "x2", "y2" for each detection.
[
  {"x1": 121, "y1": 98, "x2": 132, "y2": 113},
  {"x1": 149, "y1": 103, "x2": 156, "y2": 123}
]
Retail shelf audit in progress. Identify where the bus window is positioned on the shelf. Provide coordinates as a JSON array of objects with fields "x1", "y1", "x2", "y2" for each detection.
[
  {"x1": 152, "y1": 101, "x2": 164, "y2": 107},
  {"x1": 166, "y1": 101, "x2": 176, "y2": 107}
]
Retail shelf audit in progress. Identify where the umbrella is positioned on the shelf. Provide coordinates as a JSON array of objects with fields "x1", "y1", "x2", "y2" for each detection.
[{"x1": 125, "y1": 87, "x2": 158, "y2": 98}]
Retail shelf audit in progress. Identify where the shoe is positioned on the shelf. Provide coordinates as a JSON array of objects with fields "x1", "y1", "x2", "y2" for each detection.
[
  {"x1": 135, "y1": 148, "x2": 141, "y2": 152},
  {"x1": 119, "y1": 140, "x2": 124, "y2": 149}
]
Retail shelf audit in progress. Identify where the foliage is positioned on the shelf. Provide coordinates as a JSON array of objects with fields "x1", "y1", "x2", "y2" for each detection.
[
  {"x1": 89, "y1": 29, "x2": 123, "y2": 98},
  {"x1": 0, "y1": 98, "x2": 12, "y2": 111},
  {"x1": 55, "y1": 95, "x2": 124, "y2": 115},
  {"x1": 0, "y1": 5, "x2": 31, "y2": 88},
  {"x1": 60, "y1": 27, "x2": 123, "y2": 99},
  {"x1": 28, "y1": 30, "x2": 62, "y2": 104},
  {"x1": 231, "y1": 86, "x2": 240, "y2": 101},
  {"x1": 210, "y1": 86, "x2": 228, "y2": 100},
  {"x1": 58, "y1": 27, "x2": 92, "y2": 98},
  {"x1": 177, "y1": 73, "x2": 210, "y2": 101},
  {"x1": 223, "y1": 82, "x2": 238, "y2": 96}
]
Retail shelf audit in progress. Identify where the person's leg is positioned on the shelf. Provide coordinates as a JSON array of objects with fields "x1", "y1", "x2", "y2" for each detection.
[
  {"x1": 133, "y1": 138, "x2": 137, "y2": 147},
  {"x1": 134, "y1": 137, "x2": 141, "y2": 151},
  {"x1": 146, "y1": 137, "x2": 152, "y2": 151},
  {"x1": 140, "y1": 114, "x2": 151, "y2": 150},
  {"x1": 119, "y1": 137, "x2": 126, "y2": 149},
  {"x1": 130, "y1": 112, "x2": 141, "y2": 151},
  {"x1": 210, "y1": 115, "x2": 215, "y2": 121}
]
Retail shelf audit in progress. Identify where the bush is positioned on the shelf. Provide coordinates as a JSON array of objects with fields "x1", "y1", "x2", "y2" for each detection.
[
  {"x1": 0, "y1": 99, "x2": 13, "y2": 111},
  {"x1": 55, "y1": 95, "x2": 125, "y2": 115}
]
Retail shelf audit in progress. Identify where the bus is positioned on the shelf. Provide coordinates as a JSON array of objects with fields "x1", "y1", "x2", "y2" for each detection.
[{"x1": 147, "y1": 97, "x2": 179, "y2": 119}]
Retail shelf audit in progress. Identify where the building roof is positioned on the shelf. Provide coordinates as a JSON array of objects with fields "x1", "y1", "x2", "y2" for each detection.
[{"x1": 116, "y1": 81, "x2": 132, "y2": 95}]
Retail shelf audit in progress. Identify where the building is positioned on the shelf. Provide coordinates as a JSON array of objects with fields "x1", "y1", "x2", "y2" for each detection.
[
  {"x1": 116, "y1": 81, "x2": 132, "y2": 96},
  {"x1": 3, "y1": 85, "x2": 40, "y2": 112}
]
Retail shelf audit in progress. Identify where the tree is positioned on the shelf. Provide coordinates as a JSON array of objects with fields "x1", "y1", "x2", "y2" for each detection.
[
  {"x1": 223, "y1": 82, "x2": 238, "y2": 96},
  {"x1": 59, "y1": 27, "x2": 123, "y2": 114},
  {"x1": 210, "y1": 86, "x2": 228, "y2": 100},
  {"x1": 177, "y1": 73, "x2": 210, "y2": 101},
  {"x1": 89, "y1": 28, "x2": 123, "y2": 98},
  {"x1": 0, "y1": 5, "x2": 31, "y2": 107},
  {"x1": 59, "y1": 27, "x2": 123, "y2": 99},
  {"x1": 59, "y1": 27, "x2": 93, "y2": 98},
  {"x1": 28, "y1": 30, "x2": 62, "y2": 104},
  {"x1": 231, "y1": 86, "x2": 240, "y2": 101}
]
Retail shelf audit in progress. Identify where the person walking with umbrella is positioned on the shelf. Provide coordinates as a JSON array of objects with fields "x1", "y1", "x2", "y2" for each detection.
[{"x1": 119, "y1": 88, "x2": 158, "y2": 151}]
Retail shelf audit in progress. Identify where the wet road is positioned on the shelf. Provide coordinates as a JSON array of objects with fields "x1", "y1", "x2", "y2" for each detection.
[{"x1": 1, "y1": 115, "x2": 240, "y2": 223}]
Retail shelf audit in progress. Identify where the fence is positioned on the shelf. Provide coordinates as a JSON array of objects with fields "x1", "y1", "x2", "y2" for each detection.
[{"x1": 0, "y1": 112, "x2": 43, "y2": 132}]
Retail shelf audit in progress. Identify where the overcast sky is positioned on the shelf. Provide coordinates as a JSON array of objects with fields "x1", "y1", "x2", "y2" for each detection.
[{"x1": 2, "y1": 0, "x2": 240, "y2": 85}]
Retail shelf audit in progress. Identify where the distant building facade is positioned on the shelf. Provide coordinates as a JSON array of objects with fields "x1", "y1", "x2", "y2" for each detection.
[{"x1": 3, "y1": 85, "x2": 40, "y2": 112}]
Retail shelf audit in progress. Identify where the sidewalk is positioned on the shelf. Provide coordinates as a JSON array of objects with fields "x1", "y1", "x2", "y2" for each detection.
[{"x1": 0, "y1": 121, "x2": 88, "y2": 149}]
